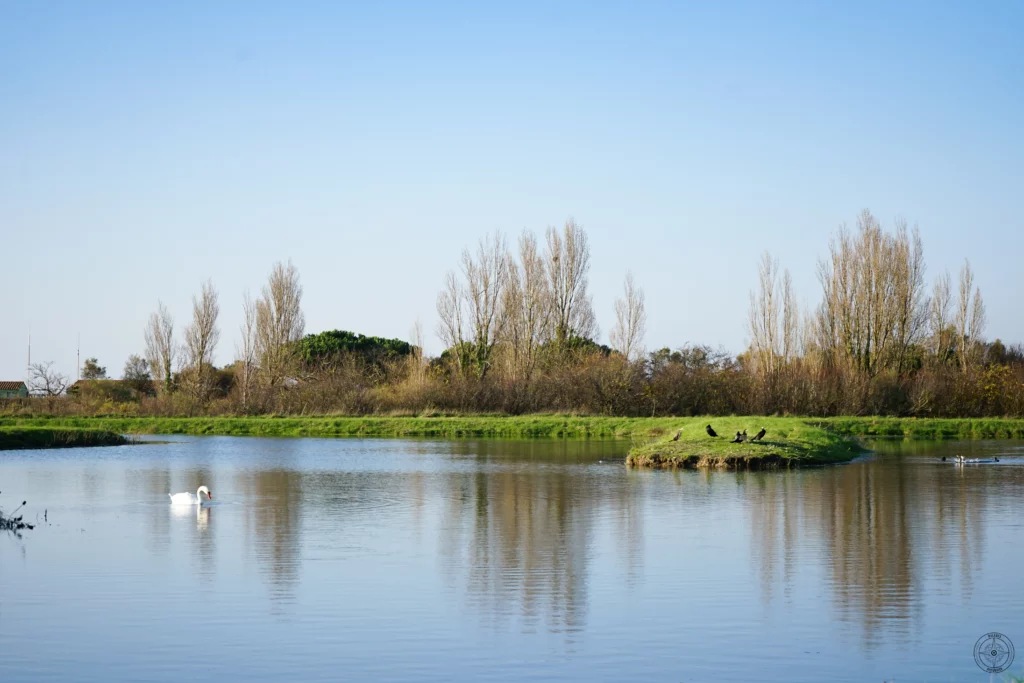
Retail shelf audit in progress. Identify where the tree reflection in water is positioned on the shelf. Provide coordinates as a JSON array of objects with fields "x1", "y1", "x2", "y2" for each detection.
[
  {"x1": 240, "y1": 469, "x2": 303, "y2": 608},
  {"x1": 436, "y1": 439, "x2": 639, "y2": 636},
  {"x1": 746, "y1": 442, "x2": 1014, "y2": 650},
  {"x1": 132, "y1": 467, "x2": 172, "y2": 555},
  {"x1": 119, "y1": 436, "x2": 1019, "y2": 655}
]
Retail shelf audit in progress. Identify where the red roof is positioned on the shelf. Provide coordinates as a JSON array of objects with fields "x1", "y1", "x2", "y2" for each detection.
[{"x1": 0, "y1": 381, "x2": 27, "y2": 391}]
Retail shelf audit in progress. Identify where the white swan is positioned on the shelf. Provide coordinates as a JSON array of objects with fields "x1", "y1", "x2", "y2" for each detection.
[{"x1": 169, "y1": 486, "x2": 212, "y2": 505}]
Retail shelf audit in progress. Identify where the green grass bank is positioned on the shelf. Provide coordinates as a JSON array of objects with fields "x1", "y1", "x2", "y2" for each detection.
[
  {"x1": 0, "y1": 415, "x2": 688, "y2": 439},
  {"x1": 2, "y1": 414, "x2": 1024, "y2": 439},
  {"x1": 0, "y1": 426, "x2": 129, "y2": 451},
  {"x1": 819, "y1": 417, "x2": 1024, "y2": 440}
]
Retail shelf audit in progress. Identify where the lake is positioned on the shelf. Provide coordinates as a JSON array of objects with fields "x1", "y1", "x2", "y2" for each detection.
[{"x1": 2, "y1": 436, "x2": 1023, "y2": 682}]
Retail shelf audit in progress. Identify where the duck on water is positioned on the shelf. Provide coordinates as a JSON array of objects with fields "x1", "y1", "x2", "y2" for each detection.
[{"x1": 941, "y1": 455, "x2": 1000, "y2": 464}]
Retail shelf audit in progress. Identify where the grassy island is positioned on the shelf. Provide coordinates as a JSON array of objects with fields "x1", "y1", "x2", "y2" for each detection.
[
  {"x1": 0, "y1": 426, "x2": 128, "y2": 451},
  {"x1": 624, "y1": 418, "x2": 866, "y2": 469}
]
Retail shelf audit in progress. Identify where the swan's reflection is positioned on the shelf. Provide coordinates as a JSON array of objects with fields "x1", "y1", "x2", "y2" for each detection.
[
  {"x1": 196, "y1": 505, "x2": 210, "y2": 531},
  {"x1": 170, "y1": 503, "x2": 212, "y2": 531},
  {"x1": 169, "y1": 503, "x2": 216, "y2": 580}
]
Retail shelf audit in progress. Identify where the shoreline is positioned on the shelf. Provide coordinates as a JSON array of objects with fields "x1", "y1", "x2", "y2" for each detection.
[{"x1": 1, "y1": 416, "x2": 1022, "y2": 461}]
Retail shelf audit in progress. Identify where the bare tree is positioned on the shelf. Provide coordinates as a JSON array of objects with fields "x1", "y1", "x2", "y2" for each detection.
[
  {"x1": 610, "y1": 271, "x2": 646, "y2": 361},
  {"x1": 891, "y1": 218, "x2": 928, "y2": 373},
  {"x1": 955, "y1": 259, "x2": 986, "y2": 371},
  {"x1": 255, "y1": 261, "x2": 305, "y2": 387},
  {"x1": 780, "y1": 269, "x2": 799, "y2": 362},
  {"x1": 183, "y1": 279, "x2": 220, "y2": 400},
  {"x1": 436, "y1": 270, "x2": 467, "y2": 374},
  {"x1": 144, "y1": 301, "x2": 176, "y2": 392},
  {"x1": 436, "y1": 232, "x2": 508, "y2": 377},
  {"x1": 498, "y1": 230, "x2": 549, "y2": 381},
  {"x1": 236, "y1": 290, "x2": 259, "y2": 410},
  {"x1": 545, "y1": 218, "x2": 596, "y2": 347},
  {"x1": 748, "y1": 252, "x2": 798, "y2": 379},
  {"x1": 29, "y1": 361, "x2": 69, "y2": 396},
  {"x1": 749, "y1": 252, "x2": 780, "y2": 376},
  {"x1": 815, "y1": 211, "x2": 927, "y2": 376},
  {"x1": 969, "y1": 290, "x2": 986, "y2": 359},
  {"x1": 928, "y1": 270, "x2": 952, "y2": 362},
  {"x1": 407, "y1": 319, "x2": 426, "y2": 386},
  {"x1": 461, "y1": 231, "x2": 508, "y2": 377}
]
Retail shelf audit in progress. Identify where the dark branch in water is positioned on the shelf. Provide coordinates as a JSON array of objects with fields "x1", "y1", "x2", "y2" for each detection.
[{"x1": 0, "y1": 492, "x2": 36, "y2": 536}]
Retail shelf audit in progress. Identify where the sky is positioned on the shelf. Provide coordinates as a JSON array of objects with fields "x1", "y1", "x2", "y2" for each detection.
[{"x1": 1, "y1": 1, "x2": 1022, "y2": 381}]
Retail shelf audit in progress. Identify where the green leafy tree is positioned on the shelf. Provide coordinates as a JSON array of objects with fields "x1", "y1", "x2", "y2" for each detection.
[
  {"x1": 123, "y1": 354, "x2": 154, "y2": 395},
  {"x1": 299, "y1": 330, "x2": 413, "y2": 367},
  {"x1": 81, "y1": 358, "x2": 107, "y2": 380}
]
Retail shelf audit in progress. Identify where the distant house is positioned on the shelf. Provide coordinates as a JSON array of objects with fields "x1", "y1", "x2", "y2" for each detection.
[{"x1": 0, "y1": 381, "x2": 29, "y2": 398}]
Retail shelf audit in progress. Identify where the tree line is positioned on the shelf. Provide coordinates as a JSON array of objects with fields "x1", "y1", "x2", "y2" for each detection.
[{"x1": 12, "y1": 212, "x2": 1024, "y2": 417}]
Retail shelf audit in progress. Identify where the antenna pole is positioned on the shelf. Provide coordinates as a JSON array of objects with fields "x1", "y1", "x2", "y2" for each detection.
[{"x1": 77, "y1": 333, "x2": 81, "y2": 381}]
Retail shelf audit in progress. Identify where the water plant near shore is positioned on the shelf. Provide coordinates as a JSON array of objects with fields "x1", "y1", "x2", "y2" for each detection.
[{"x1": 0, "y1": 493, "x2": 35, "y2": 536}]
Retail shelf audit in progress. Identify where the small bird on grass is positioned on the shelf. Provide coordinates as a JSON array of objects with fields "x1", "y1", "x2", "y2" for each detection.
[
  {"x1": 730, "y1": 431, "x2": 744, "y2": 443},
  {"x1": 751, "y1": 428, "x2": 766, "y2": 442},
  {"x1": 706, "y1": 424, "x2": 718, "y2": 437},
  {"x1": 671, "y1": 429, "x2": 681, "y2": 441}
]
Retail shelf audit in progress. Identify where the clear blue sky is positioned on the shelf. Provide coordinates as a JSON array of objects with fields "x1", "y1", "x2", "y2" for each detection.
[{"x1": 2, "y1": 1, "x2": 1021, "y2": 380}]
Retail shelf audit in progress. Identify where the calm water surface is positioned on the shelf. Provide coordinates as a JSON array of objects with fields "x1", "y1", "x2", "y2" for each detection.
[{"x1": 2, "y1": 437, "x2": 1023, "y2": 682}]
